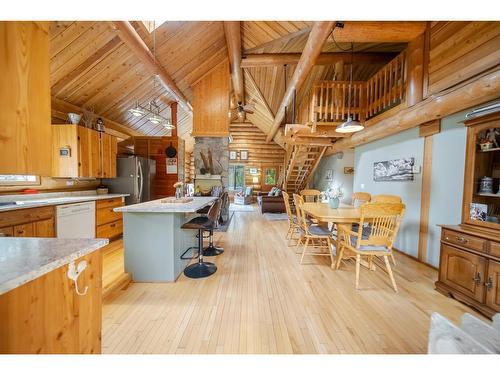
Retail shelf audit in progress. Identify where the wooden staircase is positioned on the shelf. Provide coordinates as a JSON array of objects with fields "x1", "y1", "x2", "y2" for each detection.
[{"x1": 283, "y1": 145, "x2": 327, "y2": 197}]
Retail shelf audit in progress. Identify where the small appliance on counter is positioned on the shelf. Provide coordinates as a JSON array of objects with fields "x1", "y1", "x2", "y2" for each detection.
[{"x1": 96, "y1": 185, "x2": 109, "y2": 195}]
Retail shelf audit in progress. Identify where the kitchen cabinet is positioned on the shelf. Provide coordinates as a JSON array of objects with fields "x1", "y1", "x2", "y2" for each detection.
[
  {"x1": 0, "y1": 250, "x2": 102, "y2": 354},
  {"x1": 0, "y1": 206, "x2": 54, "y2": 238},
  {"x1": 485, "y1": 260, "x2": 500, "y2": 311},
  {"x1": 52, "y1": 124, "x2": 117, "y2": 178},
  {"x1": 96, "y1": 197, "x2": 123, "y2": 239},
  {"x1": 0, "y1": 21, "x2": 52, "y2": 176}
]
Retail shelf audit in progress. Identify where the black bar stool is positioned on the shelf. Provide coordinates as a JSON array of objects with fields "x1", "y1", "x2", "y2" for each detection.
[
  {"x1": 196, "y1": 192, "x2": 226, "y2": 257},
  {"x1": 182, "y1": 199, "x2": 221, "y2": 279}
]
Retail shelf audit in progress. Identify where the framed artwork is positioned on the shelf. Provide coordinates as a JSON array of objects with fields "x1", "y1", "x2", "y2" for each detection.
[
  {"x1": 229, "y1": 151, "x2": 237, "y2": 160},
  {"x1": 470, "y1": 203, "x2": 488, "y2": 222},
  {"x1": 344, "y1": 167, "x2": 354, "y2": 174},
  {"x1": 373, "y1": 157, "x2": 414, "y2": 182},
  {"x1": 166, "y1": 158, "x2": 177, "y2": 174},
  {"x1": 325, "y1": 169, "x2": 333, "y2": 181},
  {"x1": 249, "y1": 167, "x2": 258, "y2": 175},
  {"x1": 264, "y1": 168, "x2": 276, "y2": 185},
  {"x1": 240, "y1": 150, "x2": 248, "y2": 160}
]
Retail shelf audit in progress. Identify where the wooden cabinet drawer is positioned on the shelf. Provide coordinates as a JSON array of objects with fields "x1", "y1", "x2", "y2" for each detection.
[
  {"x1": 96, "y1": 206, "x2": 122, "y2": 226},
  {"x1": 96, "y1": 198, "x2": 123, "y2": 210},
  {"x1": 14, "y1": 223, "x2": 34, "y2": 237},
  {"x1": 96, "y1": 220, "x2": 122, "y2": 239},
  {"x1": 0, "y1": 206, "x2": 54, "y2": 228},
  {"x1": 441, "y1": 229, "x2": 486, "y2": 253},
  {"x1": 490, "y1": 241, "x2": 500, "y2": 259},
  {"x1": 0, "y1": 226, "x2": 14, "y2": 237}
]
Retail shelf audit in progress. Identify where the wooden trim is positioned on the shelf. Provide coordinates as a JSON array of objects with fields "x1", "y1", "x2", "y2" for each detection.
[
  {"x1": 406, "y1": 33, "x2": 425, "y2": 107},
  {"x1": 422, "y1": 22, "x2": 431, "y2": 100},
  {"x1": 417, "y1": 135, "x2": 433, "y2": 263},
  {"x1": 243, "y1": 27, "x2": 312, "y2": 54},
  {"x1": 266, "y1": 21, "x2": 335, "y2": 142},
  {"x1": 419, "y1": 119, "x2": 441, "y2": 137}
]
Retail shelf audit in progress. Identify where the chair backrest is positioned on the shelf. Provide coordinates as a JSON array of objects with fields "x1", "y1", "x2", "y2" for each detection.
[
  {"x1": 300, "y1": 189, "x2": 321, "y2": 202},
  {"x1": 207, "y1": 198, "x2": 222, "y2": 223},
  {"x1": 293, "y1": 193, "x2": 308, "y2": 231},
  {"x1": 282, "y1": 191, "x2": 293, "y2": 222},
  {"x1": 371, "y1": 194, "x2": 402, "y2": 203},
  {"x1": 352, "y1": 192, "x2": 371, "y2": 207},
  {"x1": 354, "y1": 202, "x2": 406, "y2": 249},
  {"x1": 245, "y1": 186, "x2": 253, "y2": 197}
]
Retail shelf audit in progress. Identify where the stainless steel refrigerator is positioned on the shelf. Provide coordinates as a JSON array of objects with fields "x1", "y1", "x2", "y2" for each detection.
[{"x1": 102, "y1": 156, "x2": 156, "y2": 205}]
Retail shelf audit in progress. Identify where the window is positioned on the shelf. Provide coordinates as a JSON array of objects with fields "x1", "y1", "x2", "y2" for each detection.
[
  {"x1": 228, "y1": 165, "x2": 245, "y2": 191},
  {"x1": 0, "y1": 175, "x2": 40, "y2": 186},
  {"x1": 264, "y1": 168, "x2": 276, "y2": 186}
]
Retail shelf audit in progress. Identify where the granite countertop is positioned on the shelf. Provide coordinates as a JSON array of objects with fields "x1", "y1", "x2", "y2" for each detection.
[
  {"x1": 0, "y1": 191, "x2": 129, "y2": 212},
  {"x1": 0, "y1": 237, "x2": 109, "y2": 295},
  {"x1": 114, "y1": 196, "x2": 217, "y2": 213}
]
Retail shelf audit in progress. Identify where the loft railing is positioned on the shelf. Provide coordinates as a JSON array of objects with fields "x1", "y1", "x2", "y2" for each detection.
[{"x1": 309, "y1": 50, "x2": 407, "y2": 124}]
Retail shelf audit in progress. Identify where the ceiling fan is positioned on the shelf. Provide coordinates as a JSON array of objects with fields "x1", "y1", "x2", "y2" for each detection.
[{"x1": 229, "y1": 101, "x2": 255, "y2": 120}]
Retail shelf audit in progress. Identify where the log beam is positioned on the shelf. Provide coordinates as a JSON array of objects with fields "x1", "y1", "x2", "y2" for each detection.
[
  {"x1": 111, "y1": 21, "x2": 192, "y2": 113},
  {"x1": 328, "y1": 68, "x2": 500, "y2": 153},
  {"x1": 266, "y1": 21, "x2": 335, "y2": 143},
  {"x1": 241, "y1": 52, "x2": 396, "y2": 68},
  {"x1": 331, "y1": 22, "x2": 427, "y2": 43},
  {"x1": 284, "y1": 136, "x2": 335, "y2": 146},
  {"x1": 284, "y1": 124, "x2": 349, "y2": 137},
  {"x1": 224, "y1": 22, "x2": 244, "y2": 104}
]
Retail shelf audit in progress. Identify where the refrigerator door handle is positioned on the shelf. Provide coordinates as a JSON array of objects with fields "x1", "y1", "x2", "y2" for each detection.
[{"x1": 138, "y1": 160, "x2": 144, "y2": 202}]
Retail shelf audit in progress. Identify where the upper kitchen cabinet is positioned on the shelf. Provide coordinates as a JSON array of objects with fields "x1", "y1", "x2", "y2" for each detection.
[
  {"x1": 0, "y1": 22, "x2": 52, "y2": 176},
  {"x1": 52, "y1": 125, "x2": 117, "y2": 178},
  {"x1": 192, "y1": 60, "x2": 230, "y2": 137}
]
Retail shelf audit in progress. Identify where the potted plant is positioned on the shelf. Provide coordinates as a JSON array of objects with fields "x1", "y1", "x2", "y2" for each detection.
[
  {"x1": 325, "y1": 184, "x2": 344, "y2": 209},
  {"x1": 173, "y1": 181, "x2": 184, "y2": 199}
]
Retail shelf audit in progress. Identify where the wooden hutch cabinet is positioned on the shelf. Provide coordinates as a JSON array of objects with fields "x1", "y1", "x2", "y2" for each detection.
[{"x1": 436, "y1": 112, "x2": 500, "y2": 318}]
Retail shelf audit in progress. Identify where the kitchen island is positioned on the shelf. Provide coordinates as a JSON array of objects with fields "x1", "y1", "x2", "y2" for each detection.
[{"x1": 114, "y1": 196, "x2": 217, "y2": 282}]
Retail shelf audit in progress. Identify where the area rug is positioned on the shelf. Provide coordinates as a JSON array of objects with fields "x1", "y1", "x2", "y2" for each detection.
[
  {"x1": 229, "y1": 203, "x2": 255, "y2": 212},
  {"x1": 262, "y1": 213, "x2": 289, "y2": 221}
]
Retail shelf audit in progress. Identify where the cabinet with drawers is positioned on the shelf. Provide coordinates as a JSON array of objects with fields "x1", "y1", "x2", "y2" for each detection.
[
  {"x1": 95, "y1": 197, "x2": 123, "y2": 239},
  {"x1": 0, "y1": 206, "x2": 55, "y2": 238},
  {"x1": 436, "y1": 225, "x2": 500, "y2": 318}
]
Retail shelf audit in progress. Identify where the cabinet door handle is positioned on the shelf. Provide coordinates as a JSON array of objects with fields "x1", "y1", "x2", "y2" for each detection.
[
  {"x1": 485, "y1": 277, "x2": 493, "y2": 291},
  {"x1": 17, "y1": 230, "x2": 25, "y2": 235},
  {"x1": 110, "y1": 223, "x2": 116, "y2": 228},
  {"x1": 473, "y1": 272, "x2": 482, "y2": 285},
  {"x1": 456, "y1": 236, "x2": 468, "y2": 244}
]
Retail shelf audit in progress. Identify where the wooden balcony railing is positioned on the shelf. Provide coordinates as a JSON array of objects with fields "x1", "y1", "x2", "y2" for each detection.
[{"x1": 309, "y1": 50, "x2": 407, "y2": 124}]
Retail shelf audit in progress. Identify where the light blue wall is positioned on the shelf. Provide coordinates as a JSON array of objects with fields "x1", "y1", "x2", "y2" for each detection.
[
  {"x1": 312, "y1": 150, "x2": 354, "y2": 204},
  {"x1": 426, "y1": 112, "x2": 467, "y2": 267},
  {"x1": 353, "y1": 128, "x2": 424, "y2": 258}
]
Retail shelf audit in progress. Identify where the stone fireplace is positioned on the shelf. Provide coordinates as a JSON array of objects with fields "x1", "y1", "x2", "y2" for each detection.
[{"x1": 193, "y1": 137, "x2": 229, "y2": 188}]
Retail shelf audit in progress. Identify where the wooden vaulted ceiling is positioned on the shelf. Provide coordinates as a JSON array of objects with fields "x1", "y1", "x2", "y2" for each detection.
[{"x1": 48, "y1": 21, "x2": 415, "y2": 151}]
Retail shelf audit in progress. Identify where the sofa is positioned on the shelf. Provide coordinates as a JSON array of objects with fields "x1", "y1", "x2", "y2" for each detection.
[{"x1": 257, "y1": 187, "x2": 286, "y2": 214}]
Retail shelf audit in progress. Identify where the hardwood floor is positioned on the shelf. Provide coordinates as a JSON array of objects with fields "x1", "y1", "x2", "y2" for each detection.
[
  {"x1": 102, "y1": 208, "x2": 478, "y2": 354},
  {"x1": 102, "y1": 240, "x2": 131, "y2": 299}
]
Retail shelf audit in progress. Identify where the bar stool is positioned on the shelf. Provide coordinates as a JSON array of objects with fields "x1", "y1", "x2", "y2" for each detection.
[
  {"x1": 203, "y1": 195, "x2": 224, "y2": 256},
  {"x1": 182, "y1": 199, "x2": 221, "y2": 279}
]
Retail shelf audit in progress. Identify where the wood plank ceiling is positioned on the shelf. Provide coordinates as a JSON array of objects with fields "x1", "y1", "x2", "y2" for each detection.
[{"x1": 49, "y1": 21, "x2": 409, "y2": 151}]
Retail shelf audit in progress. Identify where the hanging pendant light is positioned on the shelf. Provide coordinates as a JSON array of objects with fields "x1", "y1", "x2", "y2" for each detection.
[
  {"x1": 336, "y1": 42, "x2": 364, "y2": 134},
  {"x1": 129, "y1": 100, "x2": 145, "y2": 117}
]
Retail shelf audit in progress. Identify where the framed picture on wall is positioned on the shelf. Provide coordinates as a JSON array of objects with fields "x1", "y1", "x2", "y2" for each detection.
[
  {"x1": 344, "y1": 167, "x2": 354, "y2": 174},
  {"x1": 229, "y1": 151, "x2": 237, "y2": 160},
  {"x1": 240, "y1": 150, "x2": 248, "y2": 160},
  {"x1": 249, "y1": 167, "x2": 258, "y2": 175},
  {"x1": 325, "y1": 169, "x2": 333, "y2": 181}
]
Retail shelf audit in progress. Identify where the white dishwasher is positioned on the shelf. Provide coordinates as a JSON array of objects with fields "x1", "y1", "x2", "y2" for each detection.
[{"x1": 56, "y1": 201, "x2": 96, "y2": 238}]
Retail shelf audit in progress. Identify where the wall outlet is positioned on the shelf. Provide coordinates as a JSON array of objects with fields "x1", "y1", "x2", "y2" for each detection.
[
  {"x1": 66, "y1": 180, "x2": 75, "y2": 186},
  {"x1": 360, "y1": 183, "x2": 365, "y2": 189},
  {"x1": 412, "y1": 165, "x2": 422, "y2": 174}
]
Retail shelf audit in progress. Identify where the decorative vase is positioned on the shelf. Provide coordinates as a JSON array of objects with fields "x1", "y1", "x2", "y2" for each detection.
[
  {"x1": 328, "y1": 197, "x2": 340, "y2": 209},
  {"x1": 175, "y1": 187, "x2": 183, "y2": 199}
]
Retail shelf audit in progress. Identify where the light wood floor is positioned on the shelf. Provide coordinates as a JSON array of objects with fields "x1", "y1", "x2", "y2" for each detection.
[{"x1": 102, "y1": 208, "x2": 478, "y2": 354}]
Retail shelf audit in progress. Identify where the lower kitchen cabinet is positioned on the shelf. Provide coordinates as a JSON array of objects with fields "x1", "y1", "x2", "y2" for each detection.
[
  {"x1": 96, "y1": 197, "x2": 123, "y2": 239},
  {"x1": 485, "y1": 260, "x2": 500, "y2": 311},
  {"x1": 0, "y1": 206, "x2": 55, "y2": 238},
  {"x1": 0, "y1": 250, "x2": 102, "y2": 354}
]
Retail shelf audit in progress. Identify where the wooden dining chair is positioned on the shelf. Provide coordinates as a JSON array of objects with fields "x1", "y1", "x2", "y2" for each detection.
[
  {"x1": 282, "y1": 191, "x2": 301, "y2": 243},
  {"x1": 351, "y1": 192, "x2": 372, "y2": 207},
  {"x1": 294, "y1": 193, "x2": 335, "y2": 267},
  {"x1": 371, "y1": 194, "x2": 402, "y2": 203},
  {"x1": 300, "y1": 189, "x2": 321, "y2": 202},
  {"x1": 335, "y1": 202, "x2": 406, "y2": 292}
]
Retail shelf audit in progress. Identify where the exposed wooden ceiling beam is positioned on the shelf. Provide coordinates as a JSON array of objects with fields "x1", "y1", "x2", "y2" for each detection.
[
  {"x1": 328, "y1": 68, "x2": 500, "y2": 153},
  {"x1": 331, "y1": 21, "x2": 427, "y2": 43},
  {"x1": 224, "y1": 21, "x2": 244, "y2": 105},
  {"x1": 111, "y1": 21, "x2": 193, "y2": 114},
  {"x1": 284, "y1": 136, "x2": 335, "y2": 146},
  {"x1": 284, "y1": 124, "x2": 349, "y2": 138},
  {"x1": 51, "y1": 97, "x2": 141, "y2": 139},
  {"x1": 266, "y1": 21, "x2": 335, "y2": 143},
  {"x1": 241, "y1": 52, "x2": 396, "y2": 68}
]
